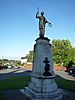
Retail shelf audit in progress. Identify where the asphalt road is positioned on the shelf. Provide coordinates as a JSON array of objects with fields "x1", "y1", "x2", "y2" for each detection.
[
  {"x1": 0, "y1": 68, "x2": 32, "y2": 80},
  {"x1": 55, "y1": 70, "x2": 75, "y2": 81}
]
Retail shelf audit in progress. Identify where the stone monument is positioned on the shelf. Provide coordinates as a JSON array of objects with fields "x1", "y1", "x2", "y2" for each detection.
[{"x1": 21, "y1": 10, "x2": 63, "y2": 100}]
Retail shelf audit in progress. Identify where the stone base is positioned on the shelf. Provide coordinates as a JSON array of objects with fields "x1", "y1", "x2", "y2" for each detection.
[
  {"x1": 20, "y1": 76, "x2": 63, "y2": 100},
  {"x1": 29, "y1": 76, "x2": 58, "y2": 93},
  {"x1": 20, "y1": 87, "x2": 63, "y2": 100}
]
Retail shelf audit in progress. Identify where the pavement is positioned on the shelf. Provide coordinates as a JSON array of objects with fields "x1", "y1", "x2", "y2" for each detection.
[
  {"x1": 55, "y1": 70, "x2": 75, "y2": 81},
  {"x1": 2, "y1": 89, "x2": 75, "y2": 100},
  {"x1": 3, "y1": 90, "x2": 29, "y2": 100},
  {"x1": 0, "y1": 68, "x2": 32, "y2": 80},
  {"x1": 0, "y1": 69, "x2": 75, "y2": 100}
]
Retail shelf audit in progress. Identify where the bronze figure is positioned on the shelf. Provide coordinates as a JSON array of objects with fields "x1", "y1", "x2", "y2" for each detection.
[{"x1": 36, "y1": 8, "x2": 52, "y2": 37}]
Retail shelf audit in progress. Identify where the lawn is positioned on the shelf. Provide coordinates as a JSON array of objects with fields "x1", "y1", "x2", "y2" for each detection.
[
  {"x1": 0, "y1": 92, "x2": 5, "y2": 100},
  {"x1": 56, "y1": 76, "x2": 75, "y2": 92},
  {"x1": 0, "y1": 76, "x2": 75, "y2": 99},
  {"x1": 0, "y1": 76, "x2": 31, "y2": 90},
  {"x1": 0, "y1": 76, "x2": 31, "y2": 100}
]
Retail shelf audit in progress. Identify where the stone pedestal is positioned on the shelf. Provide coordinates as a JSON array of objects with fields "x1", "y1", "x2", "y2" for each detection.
[{"x1": 21, "y1": 37, "x2": 63, "y2": 100}]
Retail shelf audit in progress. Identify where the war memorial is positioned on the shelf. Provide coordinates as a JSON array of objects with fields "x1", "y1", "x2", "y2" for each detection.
[{"x1": 21, "y1": 10, "x2": 63, "y2": 100}]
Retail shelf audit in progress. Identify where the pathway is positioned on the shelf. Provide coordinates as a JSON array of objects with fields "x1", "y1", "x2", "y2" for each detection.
[{"x1": 55, "y1": 70, "x2": 75, "y2": 81}]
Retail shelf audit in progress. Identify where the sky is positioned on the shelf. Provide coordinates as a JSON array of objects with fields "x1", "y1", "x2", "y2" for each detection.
[{"x1": 0, "y1": 0, "x2": 75, "y2": 60}]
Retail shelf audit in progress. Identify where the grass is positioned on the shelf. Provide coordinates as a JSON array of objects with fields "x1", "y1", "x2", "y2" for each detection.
[
  {"x1": 0, "y1": 76, "x2": 31, "y2": 90},
  {"x1": 0, "y1": 92, "x2": 5, "y2": 100},
  {"x1": 0, "y1": 76, "x2": 31, "y2": 100},
  {"x1": 56, "y1": 77, "x2": 75, "y2": 92}
]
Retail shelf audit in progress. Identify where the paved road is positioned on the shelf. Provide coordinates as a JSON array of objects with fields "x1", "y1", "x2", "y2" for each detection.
[
  {"x1": 0, "y1": 68, "x2": 32, "y2": 80},
  {"x1": 55, "y1": 70, "x2": 75, "y2": 81}
]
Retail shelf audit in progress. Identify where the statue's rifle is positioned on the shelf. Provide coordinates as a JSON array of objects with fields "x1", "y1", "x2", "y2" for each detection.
[{"x1": 37, "y1": 7, "x2": 39, "y2": 14}]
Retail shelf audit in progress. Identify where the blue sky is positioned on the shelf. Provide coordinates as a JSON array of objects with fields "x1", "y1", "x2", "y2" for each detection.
[{"x1": 0, "y1": 0, "x2": 75, "y2": 60}]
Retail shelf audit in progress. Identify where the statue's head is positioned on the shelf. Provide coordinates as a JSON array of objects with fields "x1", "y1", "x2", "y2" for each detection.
[{"x1": 41, "y1": 11, "x2": 44, "y2": 16}]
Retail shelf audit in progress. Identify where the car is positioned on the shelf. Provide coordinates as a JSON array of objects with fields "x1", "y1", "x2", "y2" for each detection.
[
  {"x1": 68, "y1": 66, "x2": 75, "y2": 74},
  {"x1": 0, "y1": 66, "x2": 8, "y2": 70},
  {"x1": 8, "y1": 65, "x2": 12, "y2": 69},
  {"x1": 14, "y1": 66, "x2": 20, "y2": 69}
]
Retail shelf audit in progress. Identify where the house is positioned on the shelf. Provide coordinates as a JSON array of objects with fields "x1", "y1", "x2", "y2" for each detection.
[{"x1": 21, "y1": 56, "x2": 28, "y2": 64}]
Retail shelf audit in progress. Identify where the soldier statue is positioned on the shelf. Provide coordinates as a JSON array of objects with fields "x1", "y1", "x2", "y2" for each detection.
[{"x1": 36, "y1": 8, "x2": 52, "y2": 37}]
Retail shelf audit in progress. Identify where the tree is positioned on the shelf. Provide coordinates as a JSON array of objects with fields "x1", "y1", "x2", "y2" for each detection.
[
  {"x1": 69, "y1": 47, "x2": 75, "y2": 65},
  {"x1": 27, "y1": 51, "x2": 33, "y2": 62},
  {"x1": 52, "y1": 39, "x2": 72, "y2": 66}
]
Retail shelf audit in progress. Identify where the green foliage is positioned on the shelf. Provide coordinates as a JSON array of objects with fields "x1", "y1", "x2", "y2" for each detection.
[
  {"x1": 52, "y1": 39, "x2": 72, "y2": 66},
  {"x1": 69, "y1": 47, "x2": 75, "y2": 65},
  {"x1": 27, "y1": 51, "x2": 33, "y2": 62},
  {"x1": 0, "y1": 59, "x2": 8, "y2": 66},
  {"x1": 0, "y1": 59, "x2": 21, "y2": 67}
]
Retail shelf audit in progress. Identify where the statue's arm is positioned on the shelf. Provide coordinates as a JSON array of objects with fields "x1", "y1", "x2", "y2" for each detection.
[
  {"x1": 45, "y1": 18, "x2": 52, "y2": 27},
  {"x1": 45, "y1": 18, "x2": 49, "y2": 23},
  {"x1": 36, "y1": 12, "x2": 39, "y2": 18}
]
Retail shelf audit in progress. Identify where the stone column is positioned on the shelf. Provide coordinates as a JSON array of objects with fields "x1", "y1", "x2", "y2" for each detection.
[{"x1": 32, "y1": 37, "x2": 54, "y2": 77}]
